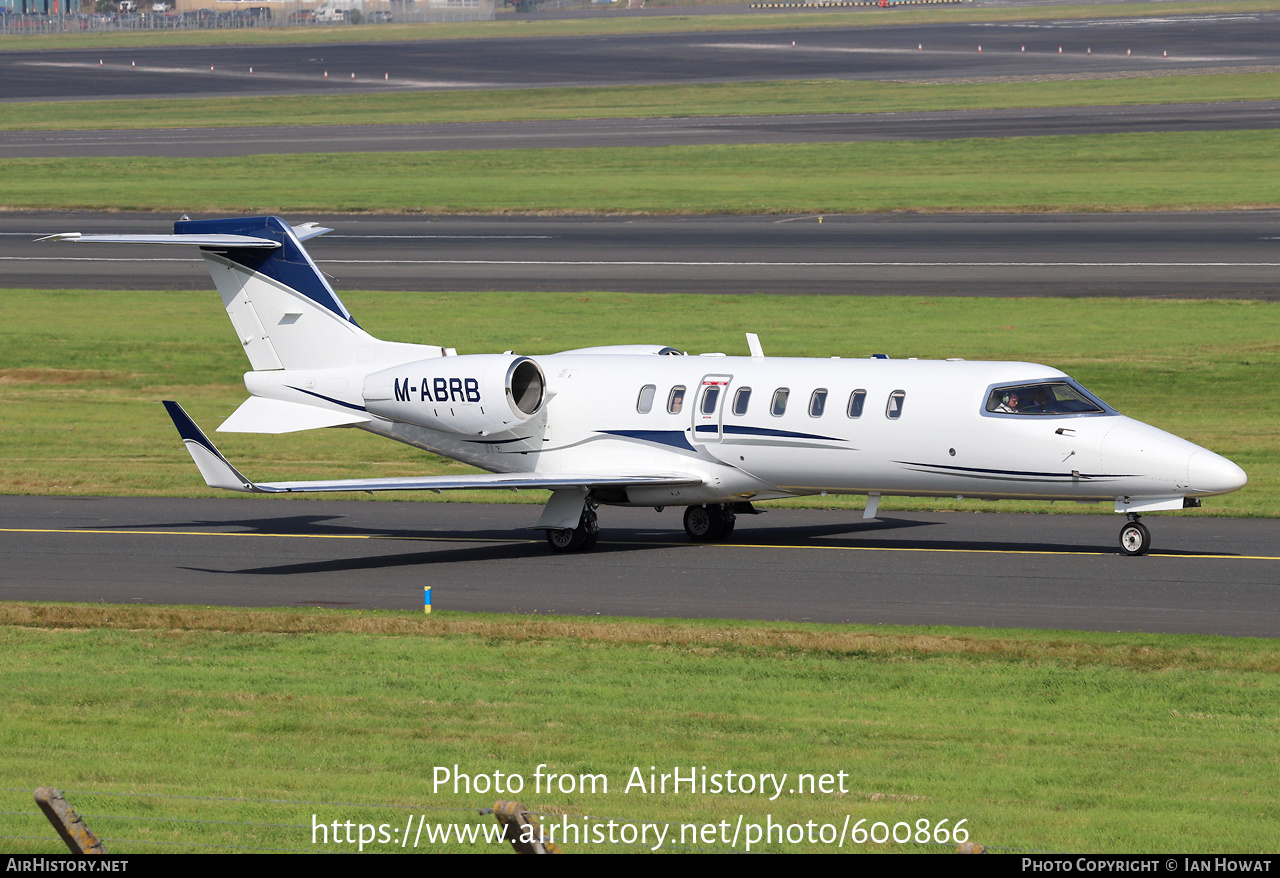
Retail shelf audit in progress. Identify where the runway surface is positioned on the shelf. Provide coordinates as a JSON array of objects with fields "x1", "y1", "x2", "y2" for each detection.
[
  {"x1": 5, "y1": 210, "x2": 1280, "y2": 297},
  {"x1": 7, "y1": 100, "x2": 1279, "y2": 157},
  {"x1": 2, "y1": 496, "x2": 1275, "y2": 637},
  {"x1": 5, "y1": 11, "x2": 1279, "y2": 101}
]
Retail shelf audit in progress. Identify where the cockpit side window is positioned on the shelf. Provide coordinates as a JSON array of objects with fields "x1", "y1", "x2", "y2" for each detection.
[{"x1": 985, "y1": 382, "x2": 1107, "y2": 416}]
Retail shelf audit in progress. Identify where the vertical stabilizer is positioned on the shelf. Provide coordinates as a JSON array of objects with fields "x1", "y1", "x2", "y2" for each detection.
[
  {"x1": 176, "y1": 216, "x2": 373, "y2": 371},
  {"x1": 38, "y1": 216, "x2": 444, "y2": 374}
]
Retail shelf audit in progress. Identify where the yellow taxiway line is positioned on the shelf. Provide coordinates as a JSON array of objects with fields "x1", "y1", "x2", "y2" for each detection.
[{"x1": 3, "y1": 527, "x2": 1278, "y2": 561}]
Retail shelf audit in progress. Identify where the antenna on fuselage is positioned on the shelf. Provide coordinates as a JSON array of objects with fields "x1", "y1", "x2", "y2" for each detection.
[{"x1": 746, "y1": 332, "x2": 764, "y2": 358}]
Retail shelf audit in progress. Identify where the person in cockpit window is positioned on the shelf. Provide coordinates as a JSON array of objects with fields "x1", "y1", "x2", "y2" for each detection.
[{"x1": 994, "y1": 391, "x2": 1021, "y2": 413}]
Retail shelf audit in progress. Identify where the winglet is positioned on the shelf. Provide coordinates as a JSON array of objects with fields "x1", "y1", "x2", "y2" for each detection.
[{"x1": 162, "y1": 401, "x2": 265, "y2": 493}]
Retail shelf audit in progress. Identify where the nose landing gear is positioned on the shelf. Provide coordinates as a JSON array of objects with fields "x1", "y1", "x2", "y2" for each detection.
[{"x1": 1119, "y1": 513, "x2": 1151, "y2": 556}]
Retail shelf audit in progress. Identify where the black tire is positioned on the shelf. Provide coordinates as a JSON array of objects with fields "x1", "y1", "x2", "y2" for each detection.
[
  {"x1": 1119, "y1": 520, "x2": 1151, "y2": 556},
  {"x1": 683, "y1": 505, "x2": 724, "y2": 542},
  {"x1": 546, "y1": 527, "x2": 585, "y2": 552},
  {"x1": 545, "y1": 506, "x2": 599, "y2": 553},
  {"x1": 717, "y1": 506, "x2": 736, "y2": 540}
]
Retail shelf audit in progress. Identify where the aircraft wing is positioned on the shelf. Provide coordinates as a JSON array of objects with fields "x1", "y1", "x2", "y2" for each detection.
[{"x1": 164, "y1": 401, "x2": 701, "y2": 494}]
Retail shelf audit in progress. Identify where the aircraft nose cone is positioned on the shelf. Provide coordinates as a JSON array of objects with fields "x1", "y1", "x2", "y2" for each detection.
[{"x1": 1187, "y1": 450, "x2": 1248, "y2": 496}]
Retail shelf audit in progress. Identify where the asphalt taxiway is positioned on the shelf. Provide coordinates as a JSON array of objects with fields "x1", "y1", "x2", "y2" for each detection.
[
  {"x1": 5, "y1": 210, "x2": 1279, "y2": 297},
  {"x1": 2, "y1": 496, "x2": 1275, "y2": 637},
  {"x1": 6, "y1": 12, "x2": 1280, "y2": 100}
]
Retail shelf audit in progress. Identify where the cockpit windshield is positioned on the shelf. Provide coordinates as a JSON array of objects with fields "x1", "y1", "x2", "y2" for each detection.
[{"x1": 984, "y1": 382, "x2": 1109, "y2": 416}]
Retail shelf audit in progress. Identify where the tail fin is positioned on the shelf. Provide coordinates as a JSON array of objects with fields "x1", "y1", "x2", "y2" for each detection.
[
  {"x1": 178, "y1": 216, "x2": 370, "y2": 372},
  {"x1": 40, "y1": 216, "x2": 442, "y2": 372}
]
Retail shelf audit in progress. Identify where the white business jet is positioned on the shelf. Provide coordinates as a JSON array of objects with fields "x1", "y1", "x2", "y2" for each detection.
[{"x1": 41, "y1": 216, "x2": 1247, "y2": 556}]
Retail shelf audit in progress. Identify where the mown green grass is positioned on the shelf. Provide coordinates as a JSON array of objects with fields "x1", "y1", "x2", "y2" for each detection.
[
  {"x1": 1, "y1": 290, "x2": 1274, "y2": 515},
  {"x1": 8, "y1": 73, "x2": 1280, "y2": 131},
  {"x1": 6, "y1": 1, "x2": 1280, "y2": 51},
  {"x1": 1, "y1": 604, "x2": 1277, "y2": 854},
  {"x1": 4, "y1": 131, "x2": 1280, "y2": 214}
]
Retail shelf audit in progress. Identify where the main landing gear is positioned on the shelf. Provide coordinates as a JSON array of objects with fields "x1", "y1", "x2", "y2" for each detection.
[
  {"x1": 545, "y1": 503, "x2": 598, "y2": 553},
  {"x1": 1119, "y1": 513, "x2": 1151, "y2": 556},
  {"x1": 683, "y1": 504, "x2": 737, "y2": 543}
]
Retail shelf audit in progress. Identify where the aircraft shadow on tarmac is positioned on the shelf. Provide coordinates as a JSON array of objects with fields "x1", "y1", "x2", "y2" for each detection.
[
  {"x1": 146, "y1": 513, "x2": 1233, "y2": 577},
  {"x1": 182, "y1": 541, "x2": 557, "y2": 576}
]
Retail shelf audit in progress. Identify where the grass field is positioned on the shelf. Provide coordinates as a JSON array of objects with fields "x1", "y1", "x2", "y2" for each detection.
[
  {"x1": 8, "y1": 73, "x2": 1280, "y2": 132},
  {"x1": 1, "y1": 603, "x2": 1277, "y2": 854},
  {"x1": 5, "y1": 131, "x2": 1280, "y2": 214},
  {"x1": 5, "y1": 1, "x2": 1280, "y2": 51},
  {"x1": 1, "y1": 289, "x2": 1273, "y2": 515}
]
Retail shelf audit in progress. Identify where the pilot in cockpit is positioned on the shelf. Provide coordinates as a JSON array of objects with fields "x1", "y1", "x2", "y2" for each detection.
[{"x1": 994, "y1": 391, "x2": 1021, "y2": 413}]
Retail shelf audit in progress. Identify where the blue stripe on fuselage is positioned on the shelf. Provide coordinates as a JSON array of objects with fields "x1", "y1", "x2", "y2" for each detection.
[
  {"x1": 599, "y1": 429, "x2": 697, "y2": 452},
  {"x1": 719, "y1": 424, "x2": 844, "y2": 442}
]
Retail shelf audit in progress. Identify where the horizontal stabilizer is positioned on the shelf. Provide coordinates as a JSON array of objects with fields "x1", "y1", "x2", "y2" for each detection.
[
  {"x1": 164, "y1": 401, "x2": 701, "y2": 495},
  {"x1": 37, "y1": 232, "x2": 280, "y2": 249},
  {"x1": 218, "y1": 396, "x2": 370, "y2": 434}
]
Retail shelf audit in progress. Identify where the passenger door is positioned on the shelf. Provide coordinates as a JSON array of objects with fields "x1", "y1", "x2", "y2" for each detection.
[{"x1": 692, "y1": 374, "x2": 732, "y2": 444}]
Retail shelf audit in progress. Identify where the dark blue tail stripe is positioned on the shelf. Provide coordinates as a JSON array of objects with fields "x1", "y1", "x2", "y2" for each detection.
[{"x1": 174, "y1": 216, "x2": 354, "y2": 324}]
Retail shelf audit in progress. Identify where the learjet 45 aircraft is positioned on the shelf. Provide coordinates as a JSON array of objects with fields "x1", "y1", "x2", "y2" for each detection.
[{"x1": 41, "y1": 216, "x2": 1247, "y2": 556}]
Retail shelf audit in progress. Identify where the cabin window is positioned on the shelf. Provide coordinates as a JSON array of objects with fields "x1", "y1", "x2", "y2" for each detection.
[
  {"x1": 886, "y1": 390, "x2": 906, "y2": 420},
  {"x1": 732, "y1": 387, "x2": 752, "y2": 416},
  {"x1": 984, "y1": 382, "x2": 1107, "y2": 416},
  {"x1": 667, "y1": 386, "x2": 686, "y2": 414},
  {"x1": 701, "y1": 385, "x2": 721, "y2": 415},
  {"x1": 847, "y1": 389, "x2": 867, "y2": 418},
  {"x1": 809, "y1": 389, "x2": 828, "y2": 418},
  {"x1": 770, "y1": 388, "x2": 789, "y2": 417},
  {"x1": 636, "y1": 384, "x2": 656, "y2": 414}
]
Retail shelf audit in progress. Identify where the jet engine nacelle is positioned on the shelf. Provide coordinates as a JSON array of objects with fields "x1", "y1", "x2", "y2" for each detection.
[{"x1": 363, "y1": 354, "x2": 545, "y2": 436}]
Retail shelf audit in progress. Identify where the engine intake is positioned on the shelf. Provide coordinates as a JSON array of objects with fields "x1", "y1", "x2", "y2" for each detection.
[{"x1": 364, "y1": 355, "x2": 545, "y2": 435}]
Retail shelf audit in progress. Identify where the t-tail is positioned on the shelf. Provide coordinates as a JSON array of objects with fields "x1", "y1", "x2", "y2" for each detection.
[{"x1": 40, "y1": 215, "x2": 440, "y2": 433}]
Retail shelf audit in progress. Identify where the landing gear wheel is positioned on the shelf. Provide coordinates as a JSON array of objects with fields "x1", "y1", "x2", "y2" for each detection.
[
  {"x1": 683, "y1": 505, "x2": 721, "y2": 542},
  {"x1": 683, "y1": 504, "x2": 735, "y2": 542},
  {"x1": 545, "y1": 505, "x2": 599, "y2": 553},
  {"x1": 1119, "y1": 520, "x2": 1151, "y2": 556},
  {"x1": 545, "y1": 527, "x2": 585, "y2": 552},
  {"x1": 718, "y1": 505, "x2": 736, "y2": 539}
]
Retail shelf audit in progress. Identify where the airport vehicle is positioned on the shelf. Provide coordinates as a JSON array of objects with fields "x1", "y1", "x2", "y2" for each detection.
[{"x1": 40, "y1": 216, "x2": 1247, "y2": 555}]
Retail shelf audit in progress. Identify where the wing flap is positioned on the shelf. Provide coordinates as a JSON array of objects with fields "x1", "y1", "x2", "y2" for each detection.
[{"x1": 255, "y1": 472, "x2": 700, "y2": 494}]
